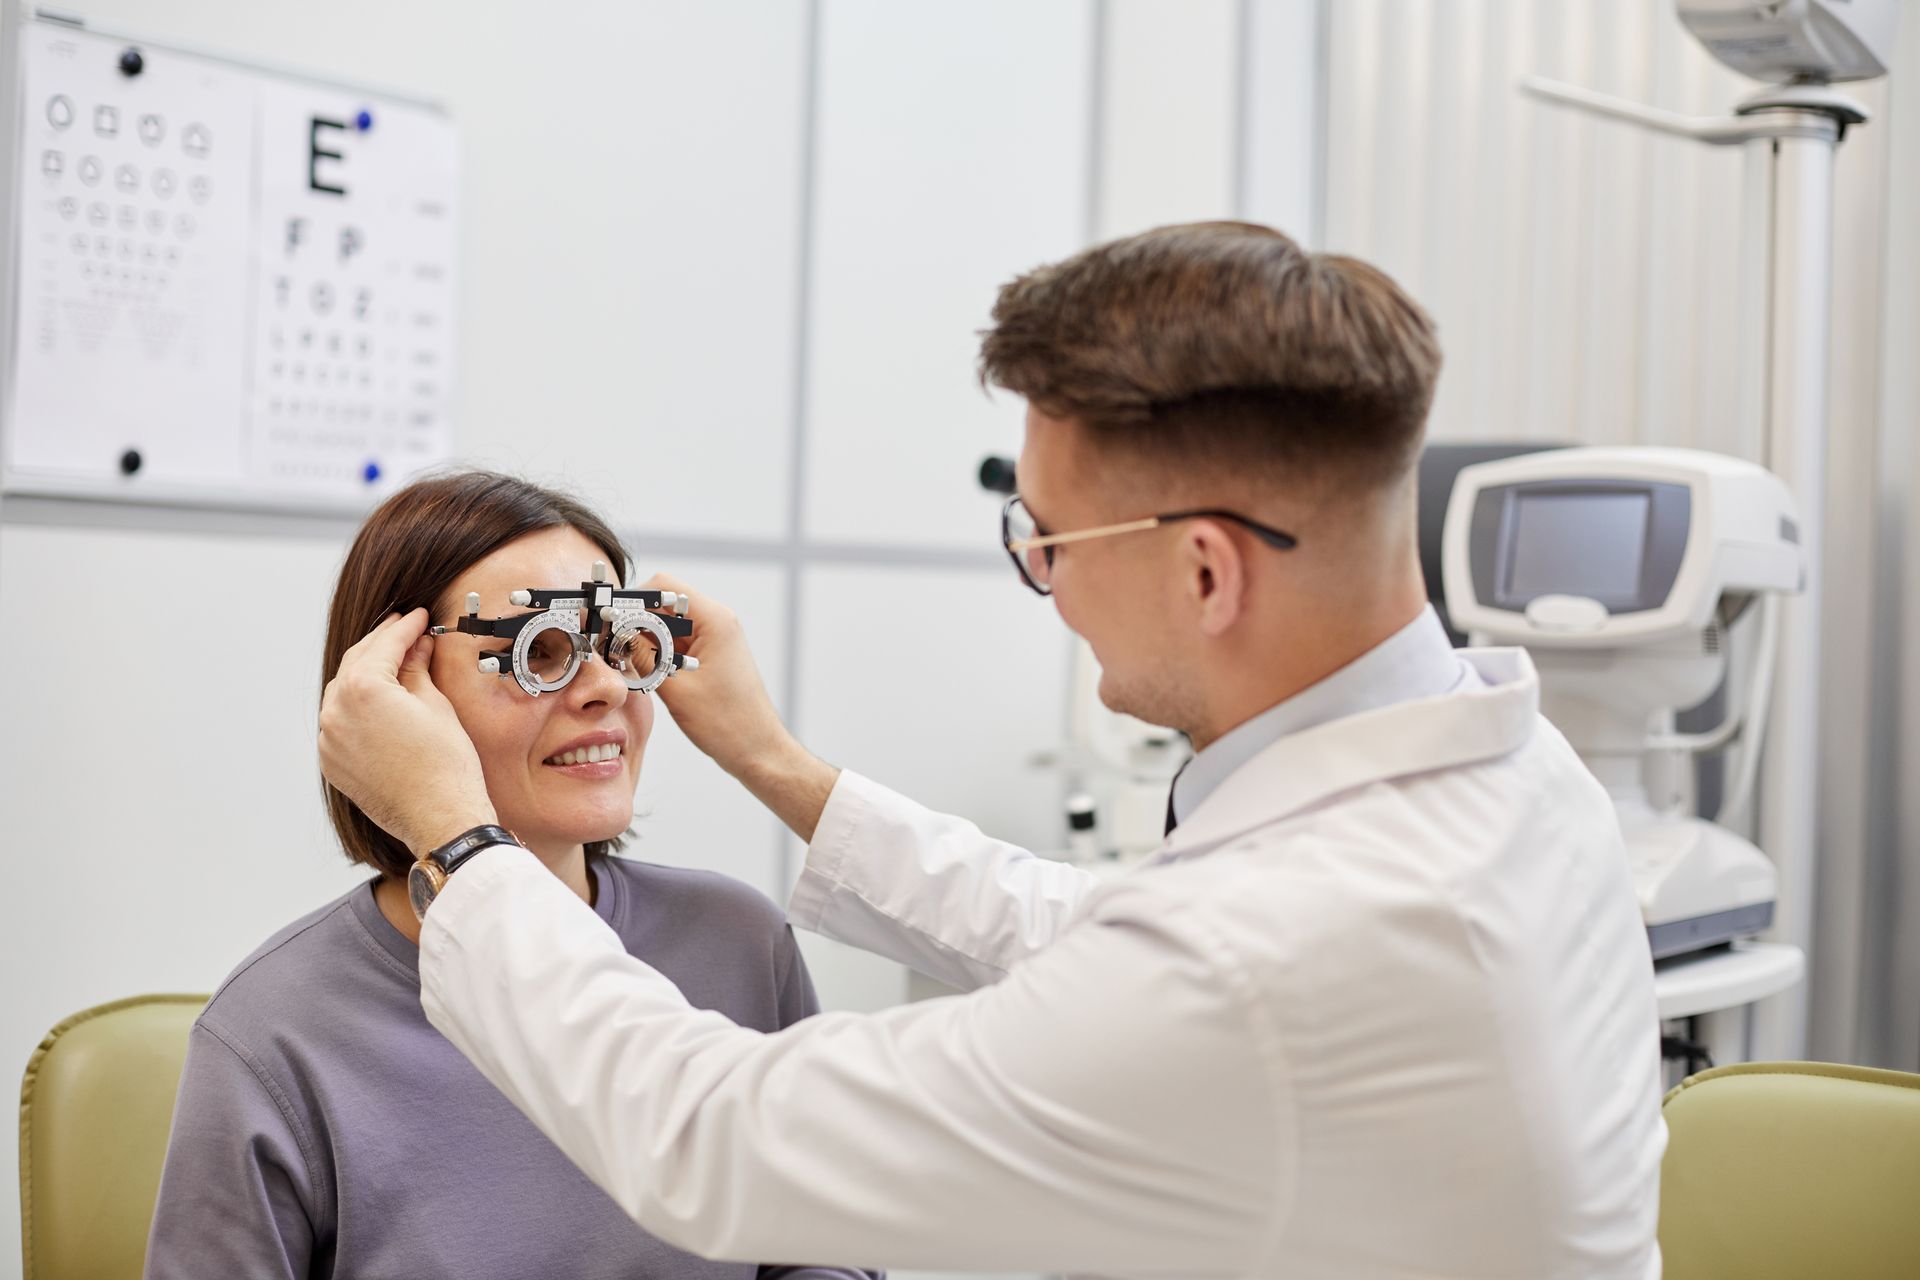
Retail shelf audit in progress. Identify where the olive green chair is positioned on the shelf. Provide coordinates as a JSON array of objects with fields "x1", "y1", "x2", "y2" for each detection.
[
  {"x1": 18, "y1": 995, "x2": 207, "y2": 1280},
  {"x1": 1660, "y1": 1060, "x2": 1920, "y2": 1278}
]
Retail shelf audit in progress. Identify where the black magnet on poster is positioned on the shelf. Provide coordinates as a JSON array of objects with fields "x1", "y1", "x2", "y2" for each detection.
[
  {"x1": 119, "y1": 448, "x2": 143, "y2": 476},
  {"x1": 118, "y1": 47, "x2": 143, "y2": 77}
]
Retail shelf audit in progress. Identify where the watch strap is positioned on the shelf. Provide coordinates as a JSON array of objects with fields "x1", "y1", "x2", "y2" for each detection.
[{"x1": 425, "y1": 824, "x2": 524, "y2": 876}]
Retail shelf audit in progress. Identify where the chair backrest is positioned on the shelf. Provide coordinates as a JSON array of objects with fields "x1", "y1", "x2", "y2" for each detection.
[
  {"x1": 19, "y1": 995, "x2": 207, "y2": 1280},
  {"x1": 1660, "y1": 1060, "x2": 1920, "y2": 1279}
]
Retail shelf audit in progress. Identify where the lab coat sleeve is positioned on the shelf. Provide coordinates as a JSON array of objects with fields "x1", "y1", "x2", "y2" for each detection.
[
  {"x1": 787, "y1": 770, "x2": 1100, "y2": 990},
  {"x1": 420, "y1": 844, "x2": 1288, "y2": 1277}
]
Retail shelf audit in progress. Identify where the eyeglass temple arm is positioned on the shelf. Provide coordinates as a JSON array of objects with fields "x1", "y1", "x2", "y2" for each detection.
[
  {"x1": 1009, "y1": 517, "x2": 1164, "y2": 551},
  {"x1": 1157, "y1": 509, "x2": 1298, "y2": 550}
]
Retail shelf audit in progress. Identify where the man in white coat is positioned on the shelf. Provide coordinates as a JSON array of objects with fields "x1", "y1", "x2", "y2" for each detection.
[{"x1": 320, "y1": 222, "x2": 1665, "y2": 1277}]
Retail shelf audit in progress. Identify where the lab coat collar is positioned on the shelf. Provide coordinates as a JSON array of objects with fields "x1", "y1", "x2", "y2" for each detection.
[{"x1": 1155, "y1": 647, "x2": 1542, "y2": 861}]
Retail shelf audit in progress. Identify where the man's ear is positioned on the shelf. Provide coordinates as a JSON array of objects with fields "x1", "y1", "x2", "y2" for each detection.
[{"x1": 1183, "y1": 519, "x2": 1247, "y2": 638}]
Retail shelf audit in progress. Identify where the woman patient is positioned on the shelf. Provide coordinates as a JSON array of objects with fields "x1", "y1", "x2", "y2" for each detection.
[{"x1": 146, "y1": 471, "x2": 877, "y2": 1280}]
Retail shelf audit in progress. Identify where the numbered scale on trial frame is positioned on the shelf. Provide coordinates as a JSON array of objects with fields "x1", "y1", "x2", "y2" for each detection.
[{"x1": 2, "y1": 12, "x2": 458, "y2": 510}]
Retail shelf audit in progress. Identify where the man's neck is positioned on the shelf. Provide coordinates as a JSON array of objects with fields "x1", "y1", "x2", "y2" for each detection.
[{"x1": 1188, "y1": 585, "x2": 1428, "y2": 753}]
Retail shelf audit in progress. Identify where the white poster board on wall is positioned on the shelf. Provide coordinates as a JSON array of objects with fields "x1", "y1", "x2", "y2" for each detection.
[{"x1": 1, "y1": 11, "x2": 457, "y2": 512}]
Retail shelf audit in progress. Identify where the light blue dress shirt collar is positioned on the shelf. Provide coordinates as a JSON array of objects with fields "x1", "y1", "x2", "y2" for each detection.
[{"x1": 1169, "y1": 604, "x2": 1478, "y2": 828}]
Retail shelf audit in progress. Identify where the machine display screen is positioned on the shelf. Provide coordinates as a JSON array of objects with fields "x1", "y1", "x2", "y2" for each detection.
[{"x1": 1504, "y1": 489, "x2": 1651, "y2": 603}]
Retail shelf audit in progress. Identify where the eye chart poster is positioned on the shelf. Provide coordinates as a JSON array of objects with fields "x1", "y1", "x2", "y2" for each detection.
[{"x1": 2, "y1": 13, "x2": 457, "y2": 511}]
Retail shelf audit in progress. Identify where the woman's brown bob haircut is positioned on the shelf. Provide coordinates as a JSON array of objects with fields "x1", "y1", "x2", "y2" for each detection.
[
  {"x1": 321, "y1": 470, "x2": 632, "y2": 880},
  {"x1": 978, "y1": 221, "x2": 1442, "y2": 491}
]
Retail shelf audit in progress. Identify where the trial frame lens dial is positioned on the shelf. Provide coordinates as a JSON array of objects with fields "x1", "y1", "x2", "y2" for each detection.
[
  {"x1": 603, "y1": 609, "x2": 677, "y2": 695},
  {"x1": 509, "y1": 606, "x2": 590, "y2": 697}
]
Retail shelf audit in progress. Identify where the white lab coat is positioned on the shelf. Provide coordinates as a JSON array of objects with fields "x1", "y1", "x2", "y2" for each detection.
[{"x1": 420, "y1": 646, "x2": 1665, "y2": 1279}]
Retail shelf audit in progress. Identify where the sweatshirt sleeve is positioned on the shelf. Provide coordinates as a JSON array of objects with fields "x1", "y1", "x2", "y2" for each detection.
[{"x1": 144, "y1": 1021, "x2": 324, "y2": 1280}]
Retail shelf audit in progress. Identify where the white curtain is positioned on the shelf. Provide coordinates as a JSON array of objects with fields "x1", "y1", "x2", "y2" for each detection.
[{"x1": 1315, "y1": 0, "x2": 1920, "y2": 1067}]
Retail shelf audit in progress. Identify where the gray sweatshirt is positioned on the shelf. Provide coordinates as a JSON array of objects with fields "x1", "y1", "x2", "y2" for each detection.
[{"x1": 145, "y1": 856, "x2": 879, "y2": 1280}]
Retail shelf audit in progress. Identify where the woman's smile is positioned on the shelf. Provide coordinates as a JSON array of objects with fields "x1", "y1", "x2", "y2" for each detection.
[
  {"x1": 543, "y1": 746, "x2": 625, "y2": 778},
  {"x1": 539, "y1": 726, "x2": 630, "y2": 779}
]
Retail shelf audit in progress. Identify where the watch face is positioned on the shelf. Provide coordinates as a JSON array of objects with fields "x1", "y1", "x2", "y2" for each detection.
[{"x1": 407, "y1": 861, "x2": 444, "y2": 920}]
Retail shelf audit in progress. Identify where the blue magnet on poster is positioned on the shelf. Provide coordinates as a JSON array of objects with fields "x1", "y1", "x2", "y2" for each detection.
[
  {"x1": 355, "y1": 109, "x2": 374, "y2": 132},
  {"x1": 363, "y1": 460, "x2": 382, "y2": 484}
]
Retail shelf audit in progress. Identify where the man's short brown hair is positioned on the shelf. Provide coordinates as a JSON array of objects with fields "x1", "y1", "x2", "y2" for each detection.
[{"x1": 979, "y1": 221, "x2": 1441, "y2": 491}]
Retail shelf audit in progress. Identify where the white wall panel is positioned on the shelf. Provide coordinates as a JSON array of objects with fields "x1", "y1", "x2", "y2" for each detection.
[
  {"x1": 623, "y1": 555, "x2": 788, "y2": 901},
  {"x1": 803, "y1": 0, "x2": 1094, "y2": 550},
  {"x1": 1097, "y1": 0, "x2": 1238, "y2": 239},
  {"x1": 449, "y1": 4, "x2": 808, "y2": 539},
  {"x1": 1242, "y1": 0, "x2": 1324, "y2": 243}
]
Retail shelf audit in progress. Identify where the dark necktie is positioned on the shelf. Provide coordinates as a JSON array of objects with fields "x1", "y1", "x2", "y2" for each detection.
[{"x1": 1164, "y1": 762, "x2": 1188, "y2": 837}]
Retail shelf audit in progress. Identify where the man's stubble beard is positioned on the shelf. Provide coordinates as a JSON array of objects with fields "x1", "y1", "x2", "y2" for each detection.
[{"x1": 1098, "y1": 664, "x2": 1202, "y2": 742}]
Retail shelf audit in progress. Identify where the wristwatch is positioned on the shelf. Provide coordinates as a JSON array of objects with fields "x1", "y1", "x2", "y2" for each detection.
[{"x1": 408, "y1": 824, "x2": 524, "y2": 921}]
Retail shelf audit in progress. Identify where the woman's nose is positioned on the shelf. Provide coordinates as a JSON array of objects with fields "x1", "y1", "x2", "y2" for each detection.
[{"x1": 567, "y1": 645, "x2": 630, "y2": 710}]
